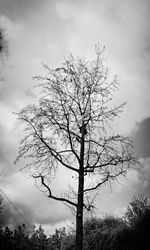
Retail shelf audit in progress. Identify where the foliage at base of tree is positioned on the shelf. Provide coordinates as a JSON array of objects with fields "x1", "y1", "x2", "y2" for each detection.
[{"x1": 0, "y1": 196, "x2": 150, "y2": 249}]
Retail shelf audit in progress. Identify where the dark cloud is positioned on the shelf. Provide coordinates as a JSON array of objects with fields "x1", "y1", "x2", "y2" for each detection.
[
  {"x1": 131, "y1": 158, "x2": 150, "y2": 200},
  {"x1": 133, "y1": 117, "x2": 150, "y2": 158},
  {"x1": 0, "y1": 28, "x2": 5, "y2": 54},
  {"x1": 0, "y1": 0, "x2": 44, "y2": 21},
  {"x1": 129, "y1": 118, "x2": 150, "y2": 199},
  {"x1": 0, "y1": 199, "x2": 33, "y2": 230},
  {"x1": 0, "y1": 188, "x2": 72, "y2": 229}
]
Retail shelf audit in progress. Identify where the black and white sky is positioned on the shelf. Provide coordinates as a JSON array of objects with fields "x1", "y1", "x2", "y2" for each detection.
[{"x1": 0, "y1": 0, "x2": 150, "y2": 234}]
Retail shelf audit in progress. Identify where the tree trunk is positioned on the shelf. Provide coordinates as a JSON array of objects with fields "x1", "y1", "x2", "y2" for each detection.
[{"x1": 76, "y1": 123, "x2": 85, "y2": 250}]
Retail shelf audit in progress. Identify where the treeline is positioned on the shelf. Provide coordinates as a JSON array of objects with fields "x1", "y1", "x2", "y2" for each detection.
[{"x1": 0, "y1": 196, "x2": 150, "y2": 250}]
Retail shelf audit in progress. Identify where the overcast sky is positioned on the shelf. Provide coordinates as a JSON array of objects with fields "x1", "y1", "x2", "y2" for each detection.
[{"x1": 0, "y1": 0, "x2": 150, "y2": 234}]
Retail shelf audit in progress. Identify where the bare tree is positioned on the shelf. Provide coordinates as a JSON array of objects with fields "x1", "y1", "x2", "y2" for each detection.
[{"x1": 15, "y1": 46, "x2": 136, "y2": 250}]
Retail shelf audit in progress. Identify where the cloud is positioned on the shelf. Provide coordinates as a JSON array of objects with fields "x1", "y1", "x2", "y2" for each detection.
[
  {"x1": 0, "y1": 0, "x2": 150, "y2": 232},
  {"x1": 54, "y1": 0, "x2": 150, "y2": 134},
  {"x1": 133, "y1": 117, "x2": 150, "y2": 158},
  {"x1": 0, "y1": 170, "x2": 73, "y2": 229},
  {"x1": 136, "y1": 158, "x2": 150, "y2": 189},
  {"x1": 0, "y1": 199, "x2": 34, "y2": 229},
  {"x1": 0, "y1": 193, "x2": 72, "y2": 234},
  {"x1": 124, "y1": 117, "x2": 150, "y2": 200},
  {"x1": 0, "y1": 124, "x2": 18, "y2": 179},
  {"x1": 0, "y1": 0, "x2": 44, "y2": 21},
  {"x1": 123, "y1": 158, "x2": 150, "y2": 202},
  {"x1": 95, "y1": 116, "x2": 150, "y2": 215}
]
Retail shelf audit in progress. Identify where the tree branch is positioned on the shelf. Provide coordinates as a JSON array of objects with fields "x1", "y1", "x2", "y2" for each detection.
[
  {"x1": 83, "y1": 171, "x2": 125, "y2": 193},
  {"x1": 33, "y1": 175, "x2": 77, "y2": 208},
  {"x1": 19, "y1": 116, "x2": 79, "y2": 173}
]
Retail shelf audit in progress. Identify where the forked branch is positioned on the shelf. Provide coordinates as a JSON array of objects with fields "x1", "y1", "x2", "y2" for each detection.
[
  {"x1": 83, "y1": 171, "x2": 126, "y2": 193},
  {"x1": 33, "y1": 175, "x2": 77, "y2": 208}
]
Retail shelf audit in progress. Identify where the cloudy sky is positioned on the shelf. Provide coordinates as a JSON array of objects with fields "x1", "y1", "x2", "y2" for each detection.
[{"x1": 0, "y1": 0, "x2": 150, "y2": 234}]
